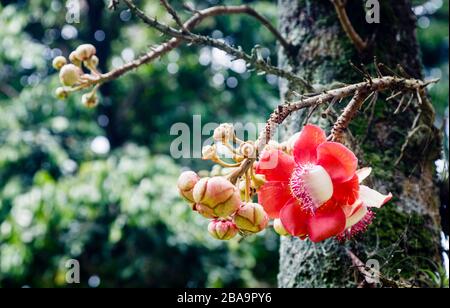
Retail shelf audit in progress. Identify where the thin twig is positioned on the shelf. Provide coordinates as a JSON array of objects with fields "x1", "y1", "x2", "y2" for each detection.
[
  {"x1": 108, "y1": 0, "x2": 119, "y2": 10},
  {"x1": 394, "y1": 94, "x2": 406, "y2": 114},
  {"x1": 362, "y1": 92, "x2": 378, "y2": 142},
  {"x1": 303, "y1": 103, "x2": 321, "y2": 125},
  {"x1": 160, "y1": 0, "x2": 188, "y2": 32},
  {"x1": 346, "y1": 249, "x2": 414, "y2": 288},
  {"x1": 386, "y1": 91, "x2": 403, "y2": 101},
  {"x1": 378, "y1": 63, "x2": 401, "y2": 78},
  {"x1": 122, "y1": 0, "x2": 311, "y2": 90},
  {"x1": 402, "y1": 94, "x2": 415, "y2": 112},
  {"x1": 240, "y1": 6, "x2": 292, "y2": 53},
  {"x1": 330, "y1": 0, "x2": 367, "y2": 53},
  {"x1": 374, "y1": 57, "x2": 383, "y2": 78},
  {"x1": 97, "y1": 2, "x2": 306, "y2": 90}
]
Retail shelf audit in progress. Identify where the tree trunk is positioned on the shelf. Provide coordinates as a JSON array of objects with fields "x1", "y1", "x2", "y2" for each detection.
[{"x1": 277, "y1": 0, "x2": 442, "y2": 288}]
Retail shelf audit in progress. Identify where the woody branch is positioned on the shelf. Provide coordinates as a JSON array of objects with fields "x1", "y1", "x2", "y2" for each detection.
[
  {"x1": 91, "y1": 1, "x2": 310, "y2": 91},
  {"x1": 330, "y1": 0, "x2": 368, "y2": 53},
  {"x1": 228, "y1": 76, "x2": 438, "y2": 184}
]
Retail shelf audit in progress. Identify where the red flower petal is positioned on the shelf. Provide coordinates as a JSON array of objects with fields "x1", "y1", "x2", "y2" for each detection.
[
  {"x1": 307, "y1": 202, "x2": 346, "y2": 243},
  {"x1": 255, "y1": 149, "x2": 295, "y2": 182},
  {"x1": 332, "y1": 174, "x2": 359, "y2": 206},
  {"x1": 258, "y1": 181, "x2": 292, "y2": 219},
  {"x1": 293, "y1": 124, "x2": 327, "y2": 165},
  {"x1": 316, "y1": 142, "x2": 358, "y2": 183},
  {"x1": 280, "y1": 198, "x2": 309, "y2": 236}
]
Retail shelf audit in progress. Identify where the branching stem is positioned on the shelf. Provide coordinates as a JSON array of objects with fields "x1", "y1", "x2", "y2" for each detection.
[
  {"x1": 89, "y1": 1, "x2": 306, "y2": 91},
  {"x1": 227, "y1": 76, "x2": 438, "y2": 184},
  {"x1": 330, "y1": 0, "x2": 368, "y2": 53}
]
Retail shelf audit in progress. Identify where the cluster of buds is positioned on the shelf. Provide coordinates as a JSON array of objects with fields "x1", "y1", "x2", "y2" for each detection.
[
  {"x1": 177, "y1": 172, "x2": 269, "y2": 240},
  {"x1": 52, "y1": 44, "x2": 100, "y2": 108},
  {"x1": 177, "y1": 123, "x2": 271, "y2": 241}
]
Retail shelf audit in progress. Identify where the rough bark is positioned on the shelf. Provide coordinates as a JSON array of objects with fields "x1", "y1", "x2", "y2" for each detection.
[{"x1": 277, "y1": 0, "x2": 442, "y2": 288}]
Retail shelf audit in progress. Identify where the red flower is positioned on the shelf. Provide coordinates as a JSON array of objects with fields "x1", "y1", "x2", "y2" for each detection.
[{"x1": 256, "y1": 124, "x2": 392, "y2": 243}]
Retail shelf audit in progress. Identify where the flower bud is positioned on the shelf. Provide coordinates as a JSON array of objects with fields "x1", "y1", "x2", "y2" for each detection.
[
  {"x1": 239, "y1": 142, "x2": 256, "y2": 158},
  {"x1": 213, "y1": 123, "x2": 234, "y2": 143},
  {"x1": 208, "y1": 220, "x2": 238, "y2": 240},
  {"x1": 198, "y1": 170, "x2": 209, "y2": 178},
  {"x1": 85, "y1": 55, "x2": 99, "y2": 69},
  {"x1": 210, "y1": 165, "x2": 223, "y2": 177},
  {"x1": 273, "y1": 218, "x2": 289, "y2": 236},
  {"x1": 177, "y1": 171, "x2": 200, "y2": 203},
  {"x1": 75, "y1": 44, "x2": 96, "y2": 61},
  {"x1": 81, "y1": 92, "x2": 99, "y2": 108},
  {"x1": 69, "y1": 51, "x2": 82, "y2": 67},
  {"x1": 202, "y1": 145, "x2": 217, "y2": 160},
  {"x1": 238, "y1": 180, "x2": 246, "y2": 200},
  {"x1": 195, "y1": 203, "x2": 217, "y2": 218},
  {"x1": 59, "y1": 64, "x2": 82, "y2": 86},
  {"x1": 251, "y1": 174, "x2": 266, "y2": 190},
  {"x1": 55, "y1": 87, "x2": 69, "y2": 100},
  {"x1": 193, "y1": 177, "x2": 241, "y2": 218},
  {"x1": 52, "y1": 56, "x2": 67, "y2": 70},
  {"x1": 233, "y1": 203, "x2": 269, "y2": 233}
]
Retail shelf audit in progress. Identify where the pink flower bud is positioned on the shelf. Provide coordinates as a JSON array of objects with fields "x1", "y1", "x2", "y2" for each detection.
[
  {"x1": 193, "y1": 177, "x2": 241, "y2": 218},
  {"x1": 177, "y1": 171, "x2": 200, "y2": 203},
  {"x1": 233, "y1": 203, "x2": 269, "y2": 233},
  {"x1": 208, "y1": 220, "x2": 238, "y2": 240}
]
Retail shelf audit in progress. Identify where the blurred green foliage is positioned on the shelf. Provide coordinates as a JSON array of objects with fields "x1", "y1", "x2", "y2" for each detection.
[
  {"x1": 0, "y1": 0, "x2": 448, "y2": 287},
  {"x1": 0, "y1": 0, "x2": 281, "y2": 287}
]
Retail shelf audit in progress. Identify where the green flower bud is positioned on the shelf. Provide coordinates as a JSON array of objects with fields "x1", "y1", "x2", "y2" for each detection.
[
  {"x1": 52, "y1": 56, "x2": 67, "y2": 70},
  {"x1": 81, "y1": 92, "x2": 99, "y2": 108},
  {"x1": 273, "y1": 218, "x2": 289, "y2": 236},
  {"x1": 233, "y1": 202, "x2": 269, "y2": 233},
  {"x1": 55, "y1": 87, "x2": 69, "y2": 100}
]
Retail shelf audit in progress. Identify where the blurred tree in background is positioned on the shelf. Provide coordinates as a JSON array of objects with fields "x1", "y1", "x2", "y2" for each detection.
[{"x1": 0, "y1": 0, "x2": 448, "y2": 287}]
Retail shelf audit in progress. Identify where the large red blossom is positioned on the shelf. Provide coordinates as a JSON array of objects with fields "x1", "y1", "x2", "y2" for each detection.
[{"x1": 256, "y1": 124, "x2": 392, "y2": 243}]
